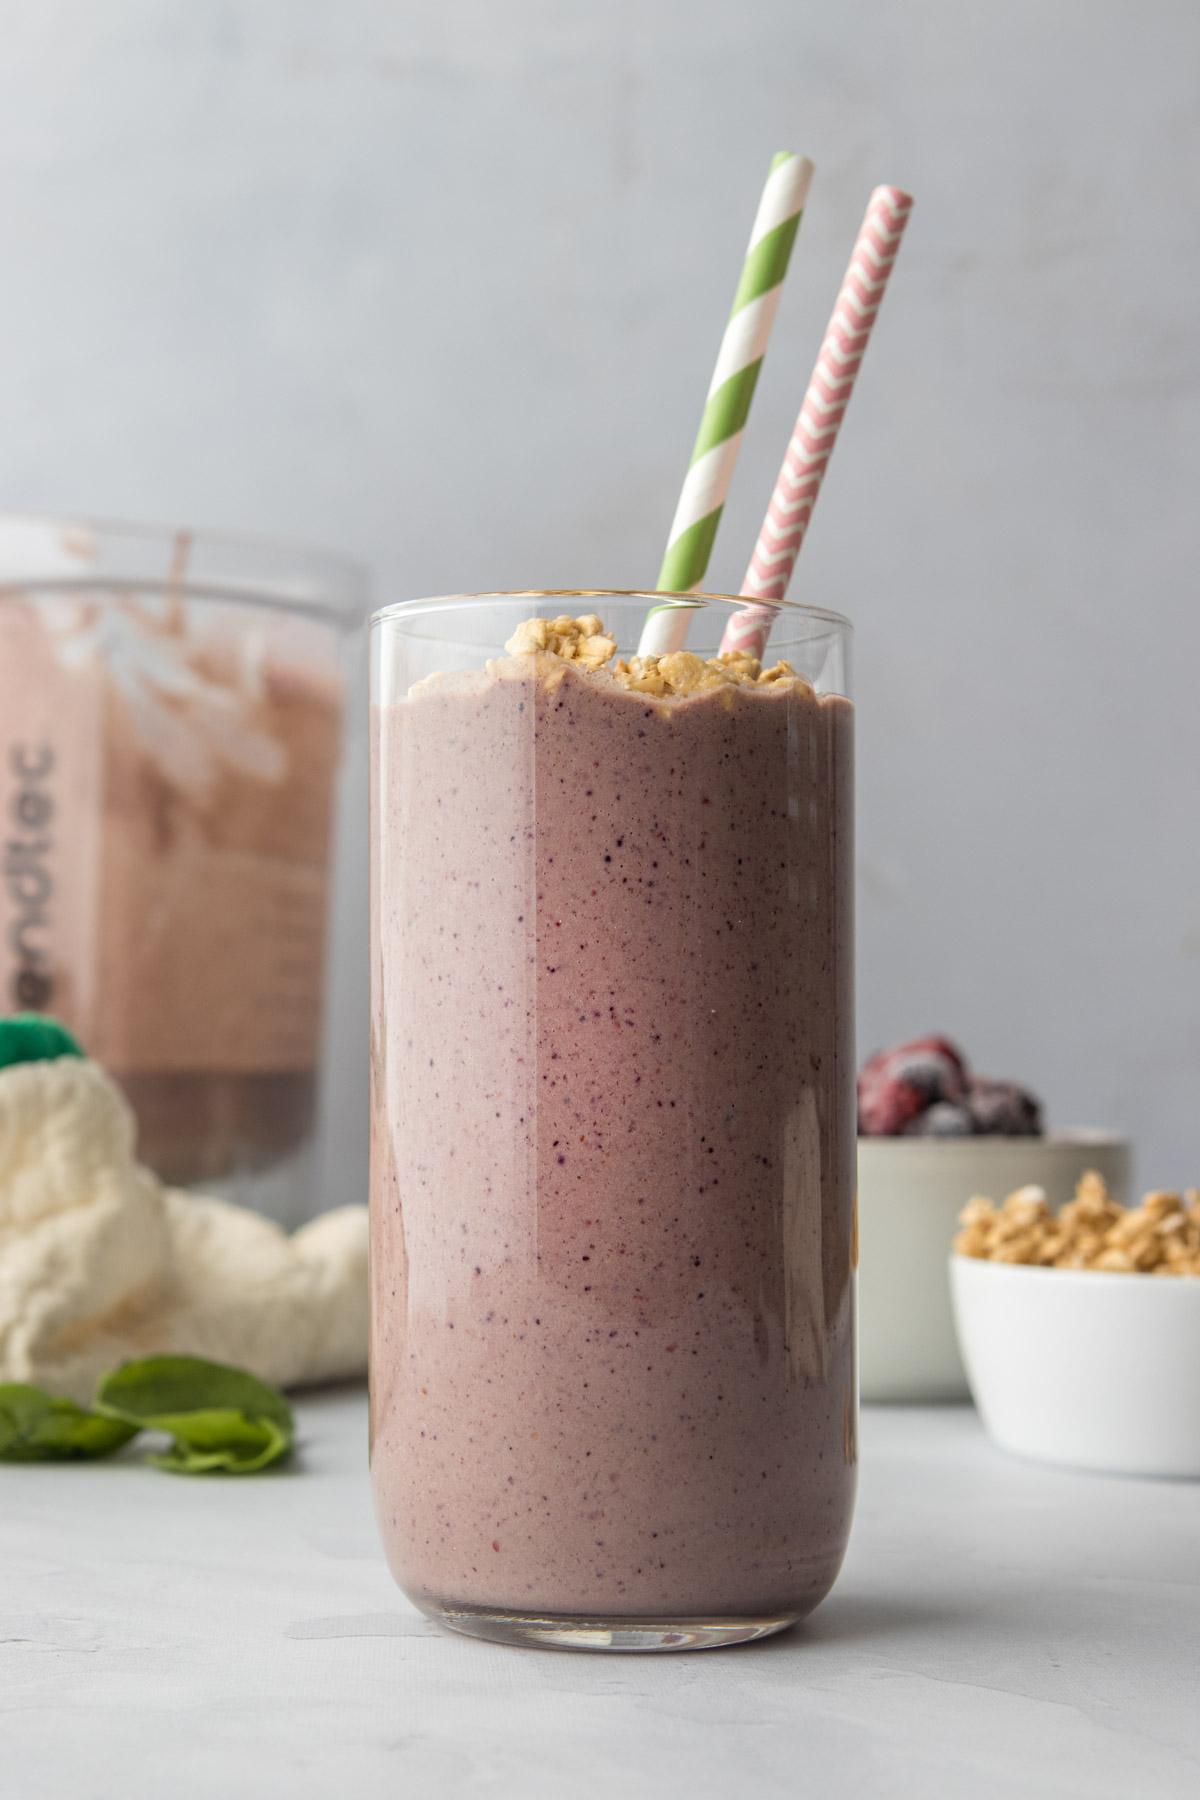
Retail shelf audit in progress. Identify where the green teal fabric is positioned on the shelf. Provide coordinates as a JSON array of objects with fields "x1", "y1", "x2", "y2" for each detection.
[{"x1": 0, "y1": 1014, "x2": 85, "y2": 1070}]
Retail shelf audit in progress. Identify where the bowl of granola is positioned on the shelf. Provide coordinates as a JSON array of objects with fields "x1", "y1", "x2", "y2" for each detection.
[{"x1": 950, "y1": 1176, "x2": 1200, "y2": 1477}]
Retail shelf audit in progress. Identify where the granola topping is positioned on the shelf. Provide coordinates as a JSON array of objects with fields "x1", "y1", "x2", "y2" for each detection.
[
  {"x1": 504, "y1": 613, "x2": 617, "y2": 669},
  {"x1": 954, "y1": 1172, "x2": 1200, "y2": 1276},
  {"x1": 501, "y1": 614, "x2": 804, "y2": 696}
]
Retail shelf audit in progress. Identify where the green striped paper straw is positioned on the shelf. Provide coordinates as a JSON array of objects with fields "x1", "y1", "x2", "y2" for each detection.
[{"x1": 637, "y1": 150, "x2": 814, "y2": 657}]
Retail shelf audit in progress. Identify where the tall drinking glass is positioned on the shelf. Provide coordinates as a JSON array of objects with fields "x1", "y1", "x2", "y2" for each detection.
[{"x1": 370, "y1": 592, "x2": 855, "y2": 1649}]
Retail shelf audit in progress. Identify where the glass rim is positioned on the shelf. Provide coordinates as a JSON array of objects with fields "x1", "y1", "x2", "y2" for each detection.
[
  {"x1": 0, "y1": 508, "x2": 366, "y2": 626},
  {"x1": 371, "y1": 589, "x2": 853, "y2": 634}
]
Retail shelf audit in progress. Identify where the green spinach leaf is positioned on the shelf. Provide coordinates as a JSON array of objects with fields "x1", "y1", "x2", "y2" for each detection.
[
  {"x1": 0, "y1": 1383, "x2": 138, "y2": 1461},
  {"x1": 96, "y1": 1356, "x2": 294, "y2": 1474}
]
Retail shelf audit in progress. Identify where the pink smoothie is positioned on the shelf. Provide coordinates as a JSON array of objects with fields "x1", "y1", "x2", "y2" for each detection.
[{"x1": 370, "y1": 650, "x2": 855, "y2": 1623}]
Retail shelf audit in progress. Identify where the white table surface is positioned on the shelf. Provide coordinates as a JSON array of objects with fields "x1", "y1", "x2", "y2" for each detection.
[{"x1": 3, "y1": 1389, "x2": 1197, "y2": 1800}]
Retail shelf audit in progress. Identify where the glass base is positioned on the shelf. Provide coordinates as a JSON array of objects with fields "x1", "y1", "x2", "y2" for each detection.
[{"x1": 424, "y1": 1601, "x2": 800, "y2": 1653}]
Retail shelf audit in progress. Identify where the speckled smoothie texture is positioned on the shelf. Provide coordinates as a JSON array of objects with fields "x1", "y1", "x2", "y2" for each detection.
[{"x1": 370, "y1": 649, "x2": 855, "y2": 1622}]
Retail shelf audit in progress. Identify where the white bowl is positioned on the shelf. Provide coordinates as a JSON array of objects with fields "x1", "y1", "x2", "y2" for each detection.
[
  {"x1": 950, "y1": 1255, "x2": 1200, "y2": 1477},
  {"x1": 857, "y1": 1134, "x2": 1130, "y2": 1403}
]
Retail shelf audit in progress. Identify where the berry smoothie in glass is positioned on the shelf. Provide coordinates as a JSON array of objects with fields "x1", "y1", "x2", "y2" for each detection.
[{"x1": 369, "y1": 592, "x2": 855, "y2": 1650}]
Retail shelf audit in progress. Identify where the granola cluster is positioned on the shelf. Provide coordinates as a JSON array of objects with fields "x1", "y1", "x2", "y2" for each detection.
[
  {"x1": 502, "y1": 614, "x2": 802, "y2": 695},
  {"x1": 612, "y1": 649, "x2": 800, "y2": 697},
  {"x1": 955, "y1": 1172, "x2": 1200, "y2": 1276},
  {"x1": 504, "y1": 613, "x2": 617, "y2": 669}
]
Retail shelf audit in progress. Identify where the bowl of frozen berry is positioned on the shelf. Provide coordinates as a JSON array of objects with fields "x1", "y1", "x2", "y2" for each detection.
[{"x1": 856, "y1": 1036, "x2": 1129, "y2": 1402}]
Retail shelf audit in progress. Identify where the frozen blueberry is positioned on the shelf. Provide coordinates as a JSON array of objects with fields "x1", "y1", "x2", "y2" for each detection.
[
  {"x1": 888, "y1": 1037, "x2": 969, "y2": 1102},
  {"x1": 905, "y1": 1101, "x2": 975, "y2": 1138},
  {"x1": 967, "y1": 1078, "x2": 1043, "y2": 1137}
]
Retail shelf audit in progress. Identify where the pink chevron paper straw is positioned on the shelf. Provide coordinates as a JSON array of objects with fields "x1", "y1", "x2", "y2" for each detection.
[{"x1": 720, "y1": 186, "x2": 913, "y2": 659}]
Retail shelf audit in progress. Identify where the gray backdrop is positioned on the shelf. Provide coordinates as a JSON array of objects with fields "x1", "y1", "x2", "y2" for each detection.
[{"x1": 1, "y1": 0, "x2": 1196, "y2": 1199}]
